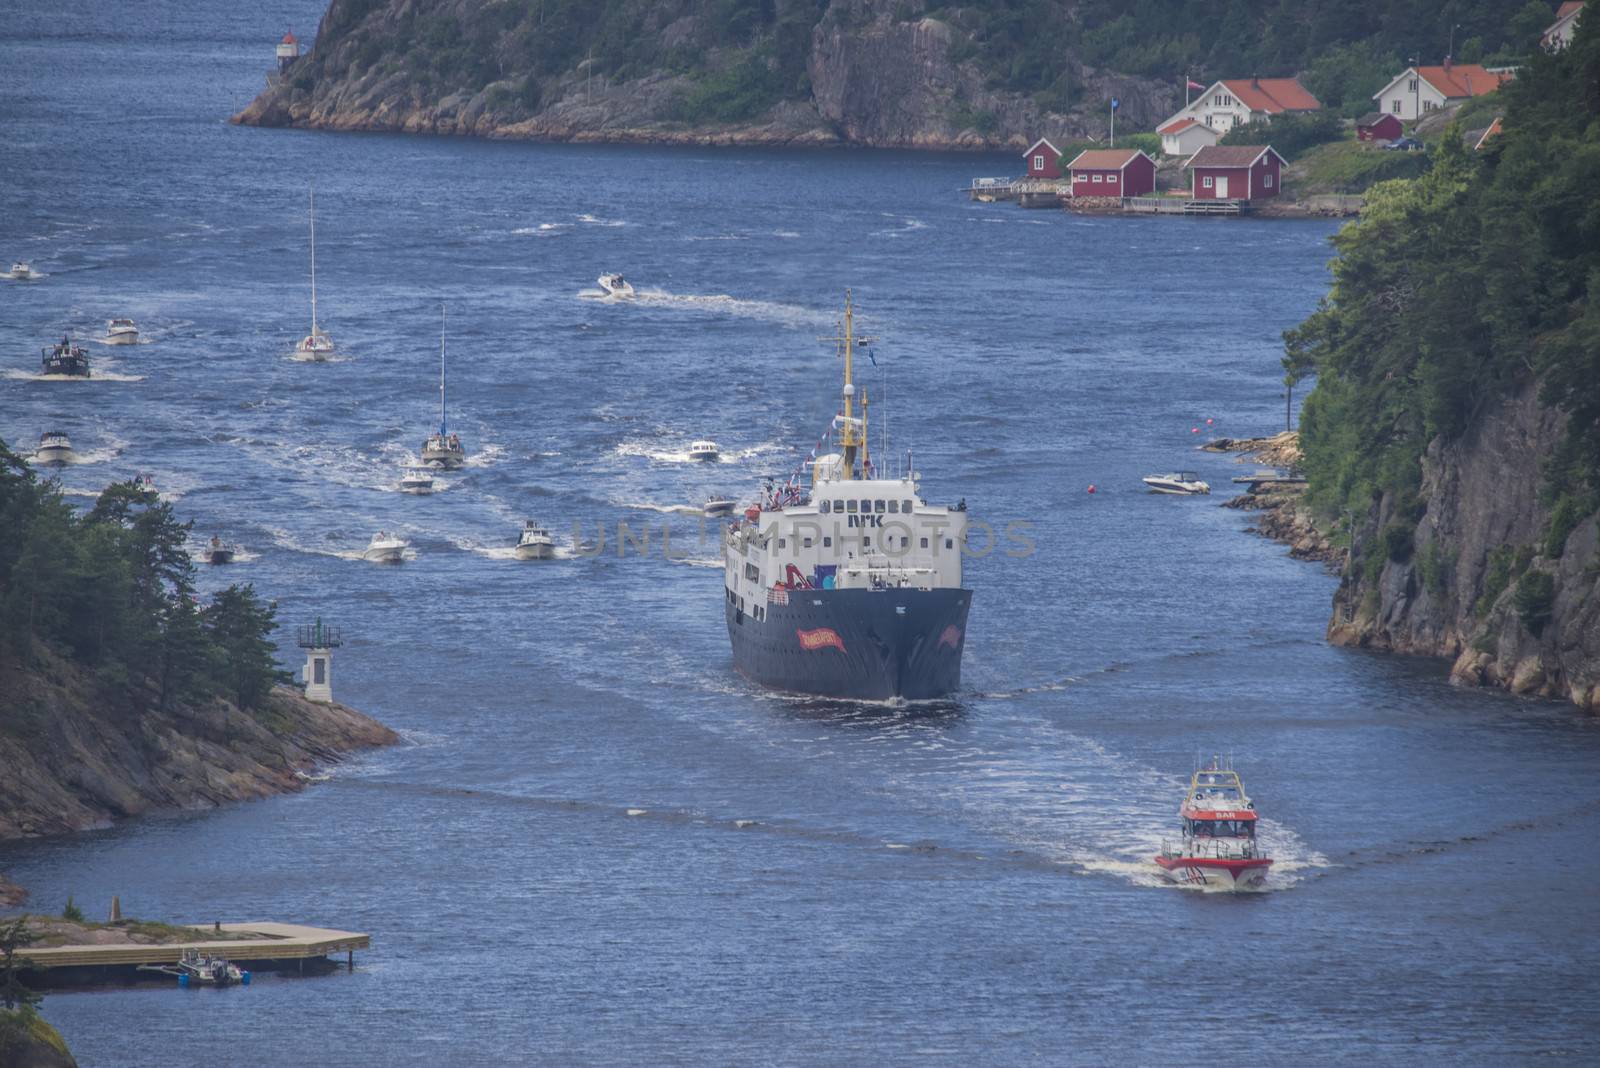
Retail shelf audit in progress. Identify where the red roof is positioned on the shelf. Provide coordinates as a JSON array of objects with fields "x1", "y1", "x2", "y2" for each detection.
[
  {"x1": 1158, "y1": 117, "x2": 1200, "y2": 135},
  {"x1": 281, "y1": 30, "x2": 298, "y2": 44},
  {"x1": 1220, "y1": 77, "x2": 1321, "y2": 113},
  {"x1": 1066, "y1": 148, "x2": 1147, "y2": 171},
  {"x1": 1415, "y1": 64, "x2": 1511, "y2": 99},
  {"x1": 1185, "y1": 145, "x2": 1285, "y2": 169},
  {"x1": 1556, "y1": 1, "x2": 1583, "y2": 19},
  {"x1": 1023, "y1": 137, "x2": 1060, "y2": 159}
]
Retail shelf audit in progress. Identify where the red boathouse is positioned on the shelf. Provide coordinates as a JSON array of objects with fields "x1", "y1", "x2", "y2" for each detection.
[
  {"x1": 1023, "y1": 137, "x2": 1062, "y2": 179},
  {"x1": 1356, "y1": 112, "x2": 1403, "y2": 142},
  {"x1": 1064, "y1": 148, "x2": 1157, "y2": 198},
  {"x1": 1186, "y1": 145, "x2": 1286, "y2": 201}
]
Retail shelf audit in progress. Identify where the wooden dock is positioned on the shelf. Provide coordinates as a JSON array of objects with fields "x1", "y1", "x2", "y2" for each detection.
[
  {"x1": 1123, "y1": 197, "x2": 1246, "y2": 215},
  {"x1": 18, "y1": 922, "x2": 370, "y2": 973},
  {"x1": 966, "y1": 177, "x2": 1017, "y2": 202}
]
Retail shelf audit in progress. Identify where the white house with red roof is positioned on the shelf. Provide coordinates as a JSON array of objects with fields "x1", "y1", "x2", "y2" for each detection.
[
  {"x1": 1372, "y1": 59, "x2": 1513, "y2": 121},
  {"x1": 1157, "y1": 116, "x2": 1219, "y2": 157},
  {"x1": 1544, "y1": 1, "x2": 1586, "y2": 50},
  {"x1": 1154, "y1": 77, "x2": 1321, "y2": 141}
]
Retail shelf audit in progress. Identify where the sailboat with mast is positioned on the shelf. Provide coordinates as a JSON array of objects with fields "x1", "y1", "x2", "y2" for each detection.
[
  {"x1": 293, "y1": 187, "x2": 335, "y2": 360},
  {"x1": 420, "y1": 304, "x2": 466, "y2": 468}
]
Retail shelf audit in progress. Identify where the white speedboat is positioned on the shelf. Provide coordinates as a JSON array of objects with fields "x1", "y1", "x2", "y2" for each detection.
[
  {"x1": 420, "y1": 305, "x2": 467, "y2": 468},
  {"x1": 105, "y1": 318, "x2": 139, "y2": 345},
  {"x1": 1142, "y1": 472, "x2": 1211, "y2": 495},
  {"x1": 399, "y1": 465, "x2": 435, "y2": 494},
  {"x1": 133, "y1": 473, "x2": 157, "y2": 494},
  {"x1": 34, "y1": 430, "x2": 74, "y2": 464},
  {"x1": 597, "y1": 272, "x2": 635, "y2": 298},
  {"x1": 363, "y1": 530, "x2": 406, "y2": 563},
  {"x1": 514, "y1": 521, "x2": 555, "y2": 560},
  {"x1": 688, "y1": 440, "x2": 720, "y2": 462},
  {"x1": 6, "y1": 262, "x2": 33, "y2": 281},
  {"x1": 703, "y1": 496, "x2": 736, "y2": 517},
  {"x1": 293, "y1": 188, "x2": 335, "y2": 360},
  {"x1": 204, "y1": 535, "x2": 236, "y2": 565}
]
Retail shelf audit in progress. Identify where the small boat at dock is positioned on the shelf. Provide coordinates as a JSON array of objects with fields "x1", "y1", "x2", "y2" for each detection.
[
  {"x1": 514, "y1": 521, "x2": 555, "y2": 560},
  {"x1": 105, "y1": 318, "x2": 140, "y2": 345},
  {"x1": 1142, "y1": 471, "x2": 1210, "y2": 495},
  {"x1": 139, "y1": 949, "x2": 249, "y2": 987},
  {"x1": 34, "y1": 430, "x2": 74, "y2": 464},
  {"x1": 1154, "y1": 757, "x2": 1273, "y2": 890}
]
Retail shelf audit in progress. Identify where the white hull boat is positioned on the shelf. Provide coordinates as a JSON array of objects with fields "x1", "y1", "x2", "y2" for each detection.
[
  {"x1": 703, "y1": 497, "x2": 736, "y2": 517},
  {"x1": 34, "y1": 431, "x2": 74, "y2": 465},
  {"x1": 597, "y1": 272, "x2": 635, "y2": 298},
  {"x1": 7, "y1": 262, "x2": 34, "y2": 281},
  {"x1": 689, "y1": 440, "x2": 720, "y2": 462},
  {"x1": 515, "y1": 521, "x2": 555, "y2": 560},
  {"x1": 420, "y1": 305, "x2": 466, "y2": 468},
  {"x1": 1142, "y1": 472, "x2": 1210, "y2": 495},
  {"x1": 105, "y1": 319, "x2": 140, "y2": 345},
  {"x1": 205, "y1": 536, "x2": 237, "y2": 565},
  {"x1": 399, "y1": 466, "x2": 436, "y2": 494},
  {"x1": 1154, "y1": 757, "x2": 1273, "y2": 891},
  {"x1": 364, "y1": 531, "x2": 407, "y2": 563},
  {"x1": 294, "y1": 188, "x2": 335, "y2": 360}
]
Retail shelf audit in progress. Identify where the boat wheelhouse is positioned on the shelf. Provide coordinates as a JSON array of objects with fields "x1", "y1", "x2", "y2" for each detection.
[
  {"x1": 688, "y1": 440, "x2": 720, "y2": 462},
  {"x1": 514, "y1": 521, "x2": 555, "y2": 560},
  {"x1": 722, "y1": 290, "x2": 972, "y2": 701},
  {"x1": 1154, "y1": 757, "x2": 1273, "y2": 890}
]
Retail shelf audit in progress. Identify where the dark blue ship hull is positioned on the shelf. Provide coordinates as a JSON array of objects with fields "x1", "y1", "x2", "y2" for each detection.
[{"x1": 726, "y1": 587, "x2": 971, "y2": 700}]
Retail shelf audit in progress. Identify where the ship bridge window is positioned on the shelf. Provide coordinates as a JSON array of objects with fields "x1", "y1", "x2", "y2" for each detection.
[
  {"x1": 859, "y1": 500, "x2": 870, "y2": 513},
  {"x1": 846, "y1": 500, "x2": 857, "y2": 513},
  {"x1": 822, "y1": 536, "x2": 832, "y2": 547},
  {"x1": 874, "y1": 499, "x2": 885, "y2": 512},
  {"x1": 888, "y1": 500, "x2": 899, "y2": 514},
  {"x1": 820, "y1": 500, "x2": 831, "y2": 514},
  {"x1": 902, "y1": 499, "x2": 913, "y2": 512}
]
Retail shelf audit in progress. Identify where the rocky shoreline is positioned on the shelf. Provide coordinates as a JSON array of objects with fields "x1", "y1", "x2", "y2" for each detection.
[
  {"x1": 1210, "y1": 432, "x2": 1342, "y2": 570},
  {"x1": 0, "y1": 668, "x2": 397, "y2": 904}
]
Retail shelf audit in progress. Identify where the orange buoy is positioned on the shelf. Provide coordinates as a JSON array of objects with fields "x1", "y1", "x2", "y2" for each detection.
[{"x1": 1087, "y1": 484, "x2": 1096, "y2": 494}]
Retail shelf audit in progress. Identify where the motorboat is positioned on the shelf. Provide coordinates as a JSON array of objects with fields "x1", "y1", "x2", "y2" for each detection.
[
  {"x1": 688, "y1": 440, "x2": 720, "y2": 462},
  {"x1": 293, "y1": 188, "x2": 335, "y2": 360},
  {"x1": 420, "y1": 305, "x2": 467, "y2": 468},
  {"x1": 6, "y1": 262, "x2": 33, "y2": 281},
  {"x1": 1142, "y1": 471, "x2": 1210, "y2": 495},
  {"x1": 204, "y1": 535, "x2": 236, "y2": 565},
  {"x1": 105, "y1": 318, "x2": 139, "y2": 345},
  {"x1": 514, "y1": 521, "x2": 555, "y2": 560},
  {"x1": 703, "y1": 496, "x2": 736, "y2": 517},
  {"x1": 34, "y1": 430, "x2": 74, "y2": 465},
  {"x1": 363, "y1": 530, "x2": 407, "y2": 563},
  {"x1": 1154, "y1": 756, "x2": 1273, "y2": 891},
  {"x1": 133, "y1": 473, "x2": 157, "y2": 494},
  {"x1": 399, "y1": 465, "x2": 436, "y2": 494},
  {"x1": 41, "y1": 336, "x2": 91, "y2": 377},
  {"x1": 596, "y1": 272, "x2": 635, "y2": 298},
  {"x1": 139, "y1": 949, "x2": 248, "y2": 987}
]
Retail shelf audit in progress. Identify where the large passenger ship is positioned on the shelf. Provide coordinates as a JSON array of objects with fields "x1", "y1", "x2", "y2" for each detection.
[{"x1": 723, "y1": 292, "x2": 971, "y2": 700}]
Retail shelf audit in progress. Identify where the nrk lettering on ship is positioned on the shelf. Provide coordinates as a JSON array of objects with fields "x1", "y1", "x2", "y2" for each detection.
[
  {"x1": 938, "y1": 625, "x2": 962, "y2": 650},
  {"x1": 796, "y1": 627, "x2": 846, "y2": 653}
]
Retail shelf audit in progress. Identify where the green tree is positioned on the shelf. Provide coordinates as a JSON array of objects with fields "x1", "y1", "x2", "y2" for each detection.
[
  {"x1": 0, "y1": 917, "x2": 40, "y2": 1012},
  {"x1": 203, "y1": 585, "x2": 288, "y2": 711}
]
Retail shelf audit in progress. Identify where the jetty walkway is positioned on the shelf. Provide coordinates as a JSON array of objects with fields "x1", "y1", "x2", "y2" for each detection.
[{"x1": 19, "y1": 921, "x2": 369, "y2": 974}]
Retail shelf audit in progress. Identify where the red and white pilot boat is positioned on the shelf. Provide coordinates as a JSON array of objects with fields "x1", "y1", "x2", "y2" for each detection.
[{"x1": 1154, "y1": 757, "x2": 1273, "y2": 890}]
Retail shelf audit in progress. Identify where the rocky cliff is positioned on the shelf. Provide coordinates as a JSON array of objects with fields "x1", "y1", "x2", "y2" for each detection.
[
  {"x1": 1326, "y1": 381, "x2": 1600, "y2": 709},
  {"x1": 0, "y1": 652, "x2": 398, "y2": 903},
  {"x1": 232, "y1": 0, "x2": 1174, "y2": 149}
]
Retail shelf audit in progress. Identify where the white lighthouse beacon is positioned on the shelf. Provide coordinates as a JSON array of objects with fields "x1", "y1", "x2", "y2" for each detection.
[
  {"x1": 276, "y1": 30, "x2": 300, "y2": 74},
  {"x1": 297, "y1": 618, "x2": 342, "y2": 704}
]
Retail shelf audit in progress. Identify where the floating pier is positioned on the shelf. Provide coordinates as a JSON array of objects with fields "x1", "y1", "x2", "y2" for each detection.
[
  {"x1": 1121, "y1": 197, "x2": 1247, "y2": 215},
  {"x1": 18, "y1": 922, "x2": 369, "y2": 982}
]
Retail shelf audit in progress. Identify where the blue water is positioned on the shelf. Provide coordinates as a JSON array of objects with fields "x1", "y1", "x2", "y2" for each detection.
[{"x1": 4, "y1": 2, "x2": 1600, "y2": 1064}]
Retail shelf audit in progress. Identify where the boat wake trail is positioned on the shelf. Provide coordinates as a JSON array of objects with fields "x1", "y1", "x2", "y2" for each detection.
[{"x1": 5, "y1": 369, "x2": 146, "y2": 382}]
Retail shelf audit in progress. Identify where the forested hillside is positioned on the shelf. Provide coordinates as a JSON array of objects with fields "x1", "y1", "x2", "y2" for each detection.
[
  {"x1": 235, "y1": 0, "x2": 1570, "y2": 147},
  {"x1": 1283, "y1": 14, "x2": 1600, "y2": 705}
]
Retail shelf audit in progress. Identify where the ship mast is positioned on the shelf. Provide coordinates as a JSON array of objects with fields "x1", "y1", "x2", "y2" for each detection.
[
  {"x1": 821, "y1": 289, "x2": 876, "y2": 480},
  {"x1": 438, "y1": 303, "x2": 447, "y2": 436},
  {"x1": 308, "y1": 187, "x2": 318, "y2": 337}
]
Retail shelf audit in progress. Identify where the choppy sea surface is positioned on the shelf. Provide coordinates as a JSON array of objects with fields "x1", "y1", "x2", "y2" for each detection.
[{"x1": 3, "y1": 2, "x2": 1599, "y2": 1064}]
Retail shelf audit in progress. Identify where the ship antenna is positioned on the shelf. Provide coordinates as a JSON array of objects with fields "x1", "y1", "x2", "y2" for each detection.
[
  {"x1": 817, "y1": 289, "x2": 876, "y2": 481},
  {"x1": 439, "y1": 303, "x2": 447, "y2": 436}
]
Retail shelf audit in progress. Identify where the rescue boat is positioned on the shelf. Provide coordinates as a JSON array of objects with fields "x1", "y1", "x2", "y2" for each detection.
[{"x1": 1154, "y1": 757, "x2": 1273, "y2": 890}]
